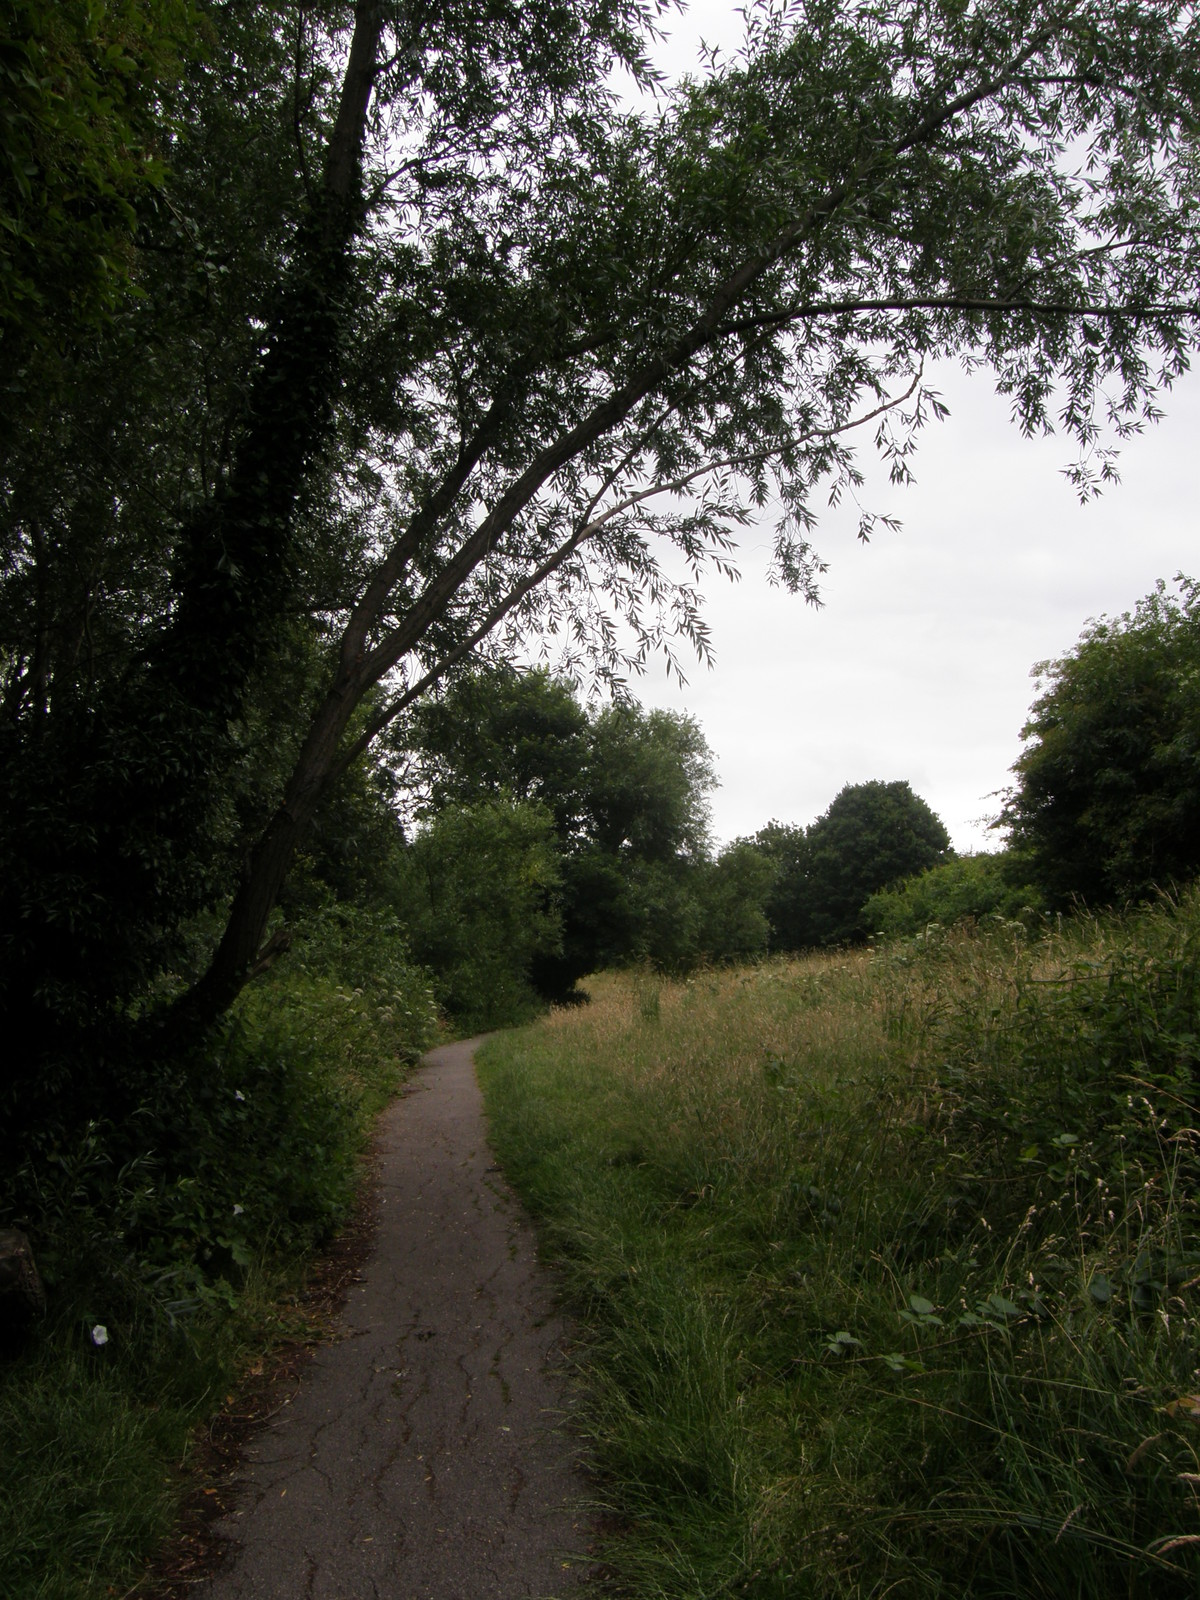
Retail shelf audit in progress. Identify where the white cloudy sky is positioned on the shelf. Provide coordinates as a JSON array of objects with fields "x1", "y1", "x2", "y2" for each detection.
[{"x1": 587, "y1": 3, "x2": 1200, "y2": 853}]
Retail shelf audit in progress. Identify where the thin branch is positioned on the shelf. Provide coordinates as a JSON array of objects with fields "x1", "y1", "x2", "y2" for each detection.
[
  {"x1": 335, "y1": 386, "x2": 519, "y2": 675},
  {"x1": 716, "y1": 295, "x2": 1199, "y2": 341},
  {"x1": 576, "y1": 374, "x2": 923, "y2": 539},
  {"x1": 891, "y1": 19, "x2": 1065, "y2": 160},
  {"x1": 330, "y1": 375, "x2": 923, "y2": 771}
]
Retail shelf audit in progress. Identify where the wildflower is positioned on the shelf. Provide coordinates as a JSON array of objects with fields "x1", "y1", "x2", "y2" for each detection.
[
  {"x1": 232, "y1": 1204, "x2": 244, "y2": 1217},
  {"x1": 90, "y1": 1324, "x2": 109, "y2": 1346},
  {"x1": 234, "y1": 1090, "x2": 246, "y2": 1102}
]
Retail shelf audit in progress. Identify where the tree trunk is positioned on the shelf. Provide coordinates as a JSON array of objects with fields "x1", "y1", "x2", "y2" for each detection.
[
  {"x1": 158, "y1": 1, "x2": 384, "y2": 715},
  {"x1": 158, "y1": 4, "x2": 384, "y2": 1037},
  {"x1": 168, "y1": 666, "x2": 364, "y2": 1031}
]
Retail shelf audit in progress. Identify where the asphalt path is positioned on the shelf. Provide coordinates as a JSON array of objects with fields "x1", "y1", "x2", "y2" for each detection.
[{"x1": 197, "y1": 1038, "x2": 589, "y2": 1600}]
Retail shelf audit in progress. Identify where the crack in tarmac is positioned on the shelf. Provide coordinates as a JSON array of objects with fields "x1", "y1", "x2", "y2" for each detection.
[{"x1": 195, "y1": 1039, "x2": 589, "y2": 1599}]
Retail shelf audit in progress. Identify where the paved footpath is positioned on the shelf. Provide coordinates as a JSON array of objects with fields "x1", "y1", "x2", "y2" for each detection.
[{"x1": 198, "y1": 1038, "x2": 589, "y2": 1600}]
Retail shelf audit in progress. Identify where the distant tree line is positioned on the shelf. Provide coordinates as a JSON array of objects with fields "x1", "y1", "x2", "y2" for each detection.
[
  {"x1": 856, "y1": 575, "x2": 1200, "y2": 940},
  {"x1": 381, "y1": 667, "x2": 960, "y2": 1016},
  {"x1": 368, "y1": 572, "x2": 1200, "y2": 1020},
  {"x1": 251, "y1": 657, "x2": 968, "y2": 1026}
]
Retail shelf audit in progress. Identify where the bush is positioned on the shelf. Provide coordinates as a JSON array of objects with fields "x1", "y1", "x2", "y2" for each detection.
[
  {"x1": 863, "y1": 851, "x2": 1044, "y2": 937},
  {"x1": 0, "y1": 910, "x2": 436, "y2": 1600}
]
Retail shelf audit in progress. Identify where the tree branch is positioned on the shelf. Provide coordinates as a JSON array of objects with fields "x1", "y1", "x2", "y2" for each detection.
[
  {"x1": 346, "y1": 22, "x2": 1106, "y2": 696},
  {"x1": 323, "y1": 0, "x2": 385, "y2": 210},
  {"x1": 715, "y1": 295, "x2": 1199, "y2": 342},
  {"x1": 331, "y1": 373, "x2": 923, "y2": 770}
]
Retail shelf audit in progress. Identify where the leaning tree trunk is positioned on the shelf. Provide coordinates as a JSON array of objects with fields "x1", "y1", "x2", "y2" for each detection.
[
  {"x1": 156, "y1": 3, "x2": 385, "y2": 1037},
  {"x1": 158, "y1": 0, "x2": 384, "y2": 714},
  {"x1": 168, "y1": 665, "x2": 366, "y2": 1029}
]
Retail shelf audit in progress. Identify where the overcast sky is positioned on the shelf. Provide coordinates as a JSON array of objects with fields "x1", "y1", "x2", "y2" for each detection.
[{"x1": 590, "y1": 3, "x2": 1200, "y2": 853}]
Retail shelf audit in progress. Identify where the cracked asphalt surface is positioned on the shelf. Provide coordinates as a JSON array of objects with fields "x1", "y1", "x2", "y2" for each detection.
[{"x1": 197, "y1": 1038, "x2": 589, "y2": 1600}]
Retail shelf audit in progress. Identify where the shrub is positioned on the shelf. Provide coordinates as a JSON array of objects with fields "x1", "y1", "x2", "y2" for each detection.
[
  {"x1": 0, "y1": 909, "x2": 436, "y2": 1599},
  {"x1": 863, "y1": 851, "x2": 1044, "y2": 937}
]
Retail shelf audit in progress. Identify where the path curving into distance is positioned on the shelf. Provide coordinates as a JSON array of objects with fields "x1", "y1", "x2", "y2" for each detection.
[{"x1": 197, "y1": 1038, "x2": 589, "y2": 1600}]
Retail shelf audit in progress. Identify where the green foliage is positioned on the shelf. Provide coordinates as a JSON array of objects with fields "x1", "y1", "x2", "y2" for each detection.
[
  {"x1": 4, "y1": 910, "x2": 435, "y2": 1316},
  {"x1": 396, "y1": 796, "x2": 563, "y2": 1031},
  {"x1": 408, "y1": 665, "x2": 591, "y2": 835},
  {"x1": 0, "y1": 908, "x2": 435, "y2": 1600},
  {"x1": 6, "y1": 0, "x2": 1200, "y2": 1123},
  {"x1": 479, "y1": 889, "x2": 1200, "y2": 1599},
  {"x1": 863, "y1": 850, "x2": 1045, "y2": 937},
  {"x1": 0, "y1": 0, "x2": 197, "y2": 355},
  {"x1": 694, "y1": 840, "x2": 775, "y2": 964},
  {"x1": 288, "y1": 753, "x2": 410, "y2": 916},
  {"x1": 803, "y1": 780, "x2": 953, "y2": 945},
  {"x1": 617, "y1": 856, "x2": 705, "y2": 976},
  {"x1": 585, "y1": 702, "x2": 714, "y2": 864},
  {"x1": 0, "y1": 0, "x2": 353, "y2": 1132},
  {"x1": 750, "y1": 821, "x2": 814, "y2": 952},
  {"x1": 1002, "y1": 576, "x2": 1200, "y2": 909},
  {"x1": 757, "y1": 781, "x2": 953, "y2": 950},
  {"x1": 566, "y1": 702, "x2": 716, "y2": 979},
  {"x1": 406, "y1": 668, "x2": 718, "y2": 989}
]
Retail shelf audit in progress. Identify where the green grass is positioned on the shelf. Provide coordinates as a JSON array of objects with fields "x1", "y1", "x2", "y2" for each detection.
[
  {"x1": 0, "y1": 1271, "x2": 296, "y2": 1600},
  {"x1": 478, "y1": 897, "x2": 1200, "y2": 1598}
]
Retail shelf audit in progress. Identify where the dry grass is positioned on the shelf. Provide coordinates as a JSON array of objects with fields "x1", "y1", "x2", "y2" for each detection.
[{"x1": 479, "y1": 899, "x2": 1200, "y2": 1599}]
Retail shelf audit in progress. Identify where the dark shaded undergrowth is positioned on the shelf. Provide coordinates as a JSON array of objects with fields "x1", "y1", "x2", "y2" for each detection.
[{"x1": 0, "y1": 911, "x2": 436, "y2": 1600}]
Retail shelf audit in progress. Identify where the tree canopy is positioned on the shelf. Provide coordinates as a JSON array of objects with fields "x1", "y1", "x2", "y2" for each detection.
[
  {"x1": 5, "y1": 1, "x2": 1200, "y2": 1125},
  {"x1": 0, "y1": 0, "x2": 196, "y2": 361},
  {"x1": 750, "y1": 821, "x2": 814, "y2": 951},
  {"x1": 791, "y1": 778, "x2": 954, "y2": 945},
  {"x1": 1001, "y1": 575, "x2": 1200, "y2": 907},
  {"x1": 405, "y1": 665, "x2": 716, "y2": 988},
  {"x1": 406, "y1": 667, "x2": 592, "y2": 836}
]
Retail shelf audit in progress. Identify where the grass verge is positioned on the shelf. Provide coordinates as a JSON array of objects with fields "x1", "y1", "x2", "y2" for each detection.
[
  {"x1": 478, "y1": 894, "x2": 1200, "y2": 1598},
  {"x1": 0, "y1": 913, "x2": 436, "y2": 1600}
]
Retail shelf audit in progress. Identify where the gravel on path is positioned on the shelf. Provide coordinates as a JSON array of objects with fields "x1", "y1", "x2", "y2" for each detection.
[{"x1": 196, "y1": 1037, "x2": 589, "y2": 1600}]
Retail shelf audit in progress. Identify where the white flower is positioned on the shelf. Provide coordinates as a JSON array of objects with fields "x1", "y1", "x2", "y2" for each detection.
[
  {"x1": 232, "y1": 1204, "x2": 244, "y2": 1217},
  {"x1": 234, "y1": 1090, "x2": 246, "y2": 1102},
  {"x1": 90, "y1": 1324, "x2": 109, "y2": 1346}
]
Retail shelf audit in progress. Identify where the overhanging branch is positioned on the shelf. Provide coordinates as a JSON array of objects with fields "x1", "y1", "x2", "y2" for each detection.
[
  {"x1": 716, "y1": 295, "x2": 1200, "y2": 342},
  {"x1": 345, "y1": 27, "x2": 1118, "y2": 698},
  {"x1": 330, "y1": 373, "x2": 923, "y2": 772}
]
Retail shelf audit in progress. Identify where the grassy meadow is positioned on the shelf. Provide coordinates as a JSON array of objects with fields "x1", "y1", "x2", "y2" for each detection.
[{"x1": 478, "y1": 894, "x2": 1200, "y2": 1598}]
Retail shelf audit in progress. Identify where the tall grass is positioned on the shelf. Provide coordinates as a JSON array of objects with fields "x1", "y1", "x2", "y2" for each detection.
[{"x1": 478, "y1": 892, "x2": 1200, "y2": 1598}]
